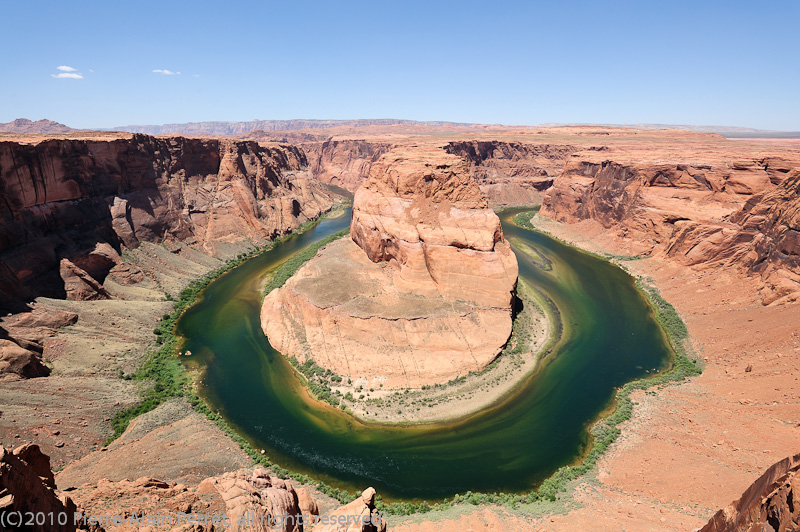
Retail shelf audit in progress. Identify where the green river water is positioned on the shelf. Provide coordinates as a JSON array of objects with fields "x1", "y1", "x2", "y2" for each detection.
[{"x1": 176, "y1": 208, "x2": 672, "y2": 501}]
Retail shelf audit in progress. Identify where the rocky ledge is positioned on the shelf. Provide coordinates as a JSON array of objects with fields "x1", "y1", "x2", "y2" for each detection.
[
  {"x1": 261, "y1": 146, "x2": 518, "y2": 389},
  {"x1": 700, "y1": 451, "x2": 800, "y2": 532}
]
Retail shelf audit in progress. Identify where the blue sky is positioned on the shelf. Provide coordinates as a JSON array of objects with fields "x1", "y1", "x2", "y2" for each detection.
[{"x1": 2, "y1": 0, "x2": 798, "y2": 130}]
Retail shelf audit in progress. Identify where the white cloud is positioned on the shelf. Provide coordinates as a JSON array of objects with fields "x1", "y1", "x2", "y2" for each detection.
[
  {"x1": 57, "y1": 65, "x2": 77, "y2": 72},
  {"x1": 153, "y1": 69, "x2": 181, "y2": 75},
  {"x1": 51, "y1": 72, "x2": 84, "y2": 79}
]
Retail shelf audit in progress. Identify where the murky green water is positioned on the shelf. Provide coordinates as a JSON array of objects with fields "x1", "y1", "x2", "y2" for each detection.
[{"x1": 177, "y1": 208, "x2": 672, "y2": 500}]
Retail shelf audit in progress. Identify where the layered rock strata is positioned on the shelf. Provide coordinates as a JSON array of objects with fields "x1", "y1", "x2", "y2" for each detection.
[
  {"x1": 0, "y1": 135, "x2": 337, "y2": 308},
  {"x1": 3, "y1": 442, "x2": 383, "y2": 532},
  {"x1": 261, "y1": 147, "x2": 518, "y2": 389},
  {"x1": 303, "y1": 139, "x2": 394, "y2": 193},
  {"x1": 444, "y1": 140, "x2": 580, "y2": 205},
  {"x1": 541, "y1": 149, "x2": 800, "y2": 304}
]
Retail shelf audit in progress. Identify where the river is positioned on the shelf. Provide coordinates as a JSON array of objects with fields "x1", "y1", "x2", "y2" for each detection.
[{"x1": 176, "y1": 208, "x2": 672, "y2": 501}]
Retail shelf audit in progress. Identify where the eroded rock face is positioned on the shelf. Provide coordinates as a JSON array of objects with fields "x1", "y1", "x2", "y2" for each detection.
[
  {"x1": 69, "y1": 467, "x2": 379, "y2": 532},
  {"x1": 0, "y1": 338, "x2": 50, "y2": 380},
  {"x1": 0, "y1": 135, "x2": 337, "y2": 306},
  {"x1": 312, "y1": 487, "x2": 386, "y2": 532},
  {"x1": 303, "y1": 140, "x2": 394, "y2": 193},
  {"x1": 540, "y1": 151, "x2": 800, "y2": 304},
  {"x1": 262, "y1": 147, "x2": 517, "y2": 389},
  {"x1": 0, "y1": 444, "x2": 84, "y2": 532},
  {"x1": 445, "y1": 140, "x2": 580, "y2": 206},
  {"x1": 196, "y1": 468, "x2": 312, "y2": 532},
  {"x1": 350, "y1": 147, "x2": 517, "y2": 309},
  {"x1": 700, "y1": 452, "x2": 800, "y2": 532}
]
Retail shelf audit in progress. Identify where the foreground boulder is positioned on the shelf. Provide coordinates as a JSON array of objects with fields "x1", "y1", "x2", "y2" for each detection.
[
  {"x1": 699, "y1": 452, "x2": 800, "y2": 532},
  {"x1": 312, "y1": 487, "x2": 385, "y2": 532},
  {"x1": 0, "y1": 444, "x2": 84, "y2": 532},
  {"x1": 262, "y1": 146, "x2": 518, "y2": 389},
  {"x1": 0, "y1": 338, "x2": 50, "y2": 379},
  {"x1": 67, "y1": 466, "x2": 381, "y2": 532}
]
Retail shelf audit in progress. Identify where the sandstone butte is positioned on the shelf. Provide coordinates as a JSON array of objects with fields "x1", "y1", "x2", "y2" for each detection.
[{"x1": 261, "y1": 146, "x2": 519, "y2": 389}]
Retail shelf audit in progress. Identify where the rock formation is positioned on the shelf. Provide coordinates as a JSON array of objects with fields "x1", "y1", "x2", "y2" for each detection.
[
  {"x1": 3, "y1": 442, "x2": 381, "y2": 532},
  {"x1": 0, "y1": 135, "x2": 338, "y2": 307},
  {"x1": 0, "y1": 307, "x2": 77, "y2": 380},
  {"x1": 0, "y1": 337, "x2": 50, "y2": 380},
  {"x1": 194, "y1": 468, "x2": 314, "y2": 532},
  {"x1": 303, "y1": 139, "x2": 394, "y2": 192},
  {"x1": 313, "y1": 487, "x2": 386, "y2": 532},
  {"x1": 350, "y1": 147, "x2": 517, "y2": 309},
  {"x1": 0, "y1": 444, "x2": 87, "y2": 532},
  {"x1": 445, "y1": 140, "x2": 580, "y2": 205},
  {"x1": 540, "y1": 145, "x2": 800, "y2": 304},
  {"x1": 262, "y1": 146, "x2": 518, "y2": 389},
  {"x1": 700, "y1": 452, "x2": 800, "y2": 532},
  {"x1": 302, "y1": 138, "x2": 579, "y2": 203}
]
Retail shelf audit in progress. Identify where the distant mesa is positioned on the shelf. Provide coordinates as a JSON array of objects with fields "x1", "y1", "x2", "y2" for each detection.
[
  {"x1": 0, "y1": 118, "x2": 73, "y2": 134},
  {"x1": 111, "y1": 118, "x2": 478, "y2": 136}
]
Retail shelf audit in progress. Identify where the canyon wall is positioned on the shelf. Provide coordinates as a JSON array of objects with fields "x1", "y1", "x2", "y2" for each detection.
[
  {"x1": 350, "y1": 147, "x2": 518, "y2": 308},
  {"x1": 444, "y1": 140, "x2": 580, "y2": 205},
  {"x1": 0, "y1": 134, "x2": 337, "y2": 309},
  {"x1": 262, "y1": 146, "x2": 518, "y2": 389},
  {"x1": 302, "y1": 139, "x2": 394, "y2": 192},
  {"x1": 302, "y1": 138, "x2": 580, "y2": 205},
  {"x1": 540, "y1": 149, "x2": 800, "y2": 304}
]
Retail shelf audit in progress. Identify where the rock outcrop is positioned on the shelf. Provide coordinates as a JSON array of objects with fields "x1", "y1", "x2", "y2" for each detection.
[
  {"x1": 350, "y1": 147, "x2": 517, "y2": 309},
  {"x1": 195, "y1": 468, "x2": 314, "y2": 532},
  {"x1": 0, "y1": 135, "x2": 338, "y2": 307},
  {"x1": 445, "y1": 140, "x2": 580, "y2": 205},
  {"x1": 0, "y1": 338, "x2": 50, "y2": 380},
  {"x1": 0, "y1": 306, "x2": 77, "y2": 380},
  {"x1": 700, "y1": 452, "x2": 800, "y2": 532},
  {"x1": 3, "y1": 441, "x2": 383, "y2": 532},
  {"x1": 313, "y1": 487, "x2": 385, "y2": 532},
  {"x1": 540, "y1": 148, "x2": 800, "y2": 304},
  {"x1": 303, "y1": 140, "x2": 394, "y2": 192},
  {"x1": 262, "y1": 147, "x2": 518, "y2": 389},
  {"x1": 0, "y1": 444, "x2": 86, "y2": 532},
  {"x1": 68, "y1": 466, "x2": 383, "y2": 532}
]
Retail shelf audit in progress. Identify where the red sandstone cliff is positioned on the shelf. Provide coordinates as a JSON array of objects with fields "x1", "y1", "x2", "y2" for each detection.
[
  {"x1": 0, "y1": 135, "x2": 338, "y2": 309},
  {"x1": 540, "y1": 147, "x2": 800, "y2": 304},
  {"x1": 444, "y1": 140, "x2": 581, "y2": 205},
  {"x1": 302, "y1": 138, "x2": 580, "y2": 205},
  {"x1": 699, "y1": 452, "x2": 800, "y2": 532},
  {"x1": 302, "y1": 139, "x2": 394, "y2": 193}
]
